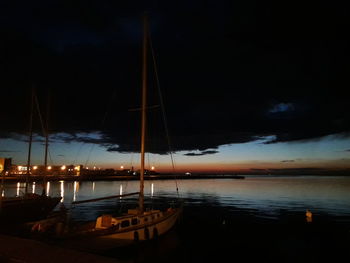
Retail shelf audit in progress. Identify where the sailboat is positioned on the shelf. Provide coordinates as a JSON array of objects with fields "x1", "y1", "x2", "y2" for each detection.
[
  {"x1": 0, "y1": 89, "x2": 61, "y2": 224},
  {"x1": 53, "y1": 15, "x2": 182, "y2": 249},
  {"x1": 0, "y1": 191, "x2": 62, "y2": 224}
]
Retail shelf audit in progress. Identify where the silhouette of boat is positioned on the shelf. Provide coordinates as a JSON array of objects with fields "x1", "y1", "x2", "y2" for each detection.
[
  {"x1": 51, "y1": 14, "x2": 182, "y2": 250},
  {"x1": 0, "y1": 194, "x2": 61, "y2": 223},
  {"x1": 0, "y1": 89, "x2": 61, "y2": 224}
]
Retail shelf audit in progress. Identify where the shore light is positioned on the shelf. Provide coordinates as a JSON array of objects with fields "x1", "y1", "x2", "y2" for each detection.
[
  {"x1": 61, "y1": 165, "x2": 66, "y2": 170},
  {"x1": 47, "y1": 166, "x2": 52, "y2": 170},
  {"x1": 151, "y1": 166, "x2": 155, "y2": 170},
  {"x1": 120, "y1": 165, "x2": 124, "y2": 169},
  {"x1": 33, "y1": 166, "x2": 38, "y2": 170},
  {"x1": 306, "y1": 210, "x2": 313, "y2": 223}
]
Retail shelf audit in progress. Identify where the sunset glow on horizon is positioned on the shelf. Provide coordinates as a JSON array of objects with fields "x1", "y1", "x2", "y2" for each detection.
[{"x1": 1, "y1": 132, "x2": 350, "y2": 174}]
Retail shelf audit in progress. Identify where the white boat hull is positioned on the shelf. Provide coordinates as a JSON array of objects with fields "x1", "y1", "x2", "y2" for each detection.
[
  {"x1": 101, "y1": 208, "x2": 180, "y2": 241},
  {"x1": 62, "y1": 206, "x2": 182, "y2": 251}
]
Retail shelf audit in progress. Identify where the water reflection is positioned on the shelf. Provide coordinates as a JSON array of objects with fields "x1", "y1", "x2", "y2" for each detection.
[
  {"x1": 73, "y1": 181, "x2": 79, "y2": 202},
  {"x1": 32, "y1": 182, "x2": 35, "y2": 194},
  {"x1": 60, "y1": 180, "x2": 64, "y2": 202},
  {"x1": 2, "y1": 176, "x2": 350, "y2": 222},
  {"x1": 46, "y1": 182, "x2": 50, "y2": 196},
  {"x1": 16, "y1": 182, "x2": 20, "y2": 196}
]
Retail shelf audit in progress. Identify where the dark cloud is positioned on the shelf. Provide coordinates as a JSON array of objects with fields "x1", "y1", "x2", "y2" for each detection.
[
  {"x1": 281, "y1": 160, "x2": 295, "y2": 163},
  {"x1": 1, "y1": 0, "x2": 349, "y2": 154},
  {"x1": 183, "y1": 150, "x2": 219, "y2": 156},
  {"x1": 0, "y1": 150, "x2": 21, "y2": 153},
  {"x1": 269, "y1": 103, "x2": 295, "y2": 114}
]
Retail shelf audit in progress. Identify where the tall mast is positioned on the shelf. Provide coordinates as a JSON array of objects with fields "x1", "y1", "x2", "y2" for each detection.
[
  {"x1": 43, "y1": 89, "x2": 50, "y2": 195},
  {"x1": 139, "y1": 14, "x2": 148, "y2": 213},
  {"x1": 26, "y1": 88, "x2": 34, "y2": 194}
]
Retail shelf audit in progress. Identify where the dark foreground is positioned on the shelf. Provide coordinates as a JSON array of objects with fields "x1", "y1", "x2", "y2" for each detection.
[
  {"x1": 1, "y1": 204, "x2": 349, "y2": 263},
  {"x1": 100, "y1": 206, "x2": 350, "y2": 263}
]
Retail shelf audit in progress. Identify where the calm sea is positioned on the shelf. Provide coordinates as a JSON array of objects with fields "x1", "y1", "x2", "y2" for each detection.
[
  {"x1": 4, "y1": 175, "x2": 350, "y2": 221},
  {"x1": 3, "y1": 175, "x2": 350, "y2": 262}
]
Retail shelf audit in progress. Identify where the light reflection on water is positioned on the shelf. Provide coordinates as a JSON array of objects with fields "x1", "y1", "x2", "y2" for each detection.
[{"x1": 3, "y1": 176, "x2": 350, "y2": 221}]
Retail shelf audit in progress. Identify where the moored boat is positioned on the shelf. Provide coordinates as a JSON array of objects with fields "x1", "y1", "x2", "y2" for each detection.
[{"x1": 41, "y1": 14, "x2": 182, "y2": 251}]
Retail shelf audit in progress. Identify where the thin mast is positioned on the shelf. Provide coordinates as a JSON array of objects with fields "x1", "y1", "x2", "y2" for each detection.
[
  {"x1": 26, "y1": 88, "x2": 34, "y2": 194},
  {"x1": 43, "y1": 89, "x2": 50, "y2": 195},
  {"x1": 139, "y1": 14, "x2": 148, "y2": 213}
]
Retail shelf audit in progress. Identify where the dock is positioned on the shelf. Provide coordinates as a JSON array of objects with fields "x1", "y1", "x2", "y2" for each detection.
[{"x1": 0, "y1": 234, "x2": 127, "y2": 263}]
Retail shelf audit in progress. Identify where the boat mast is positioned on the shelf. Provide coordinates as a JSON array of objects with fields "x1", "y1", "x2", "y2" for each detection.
[
  {"x1": 139, "y1": 14, "x2": 148, "y2": 213},
  {"x1": 43, "y1": 89, "x2": 50, "y2": 195},
  {"x1": 26, "y1": 88, "x2": 34, "y2": 194}
]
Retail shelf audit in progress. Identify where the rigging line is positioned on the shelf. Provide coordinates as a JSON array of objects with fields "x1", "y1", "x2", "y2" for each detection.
[
  {"x1": 72, "y1": 192, "x2": 139, "y2": 204},
  {"x1": 44, "y1": 90, "x2": 50, "y2": 168},
  {"x1": 131, "y1": 152, "x2": 134, "y2": 169},
  {"x1": 148, "y1": 30, "x2": 179, "y2": 197},
  {"x1": 73, "y1": 143, "x2": 84, "y2": 165},
  {"x1": 34, "y1": 94, "x2": 55, "y2": 169},
  {"x1": 34, "y1": 94, "x2": 56, "y2": 167},
  {"x1": 84, "y1": 89, "x2": 118, "y2": 167},
  {"x1": 84, "y1": 142, "x2": 95, "y2": 168},
  {"x1": 34, "y1": 94, "x2": 48, "y2": 146},
  {"x1": 129, "y1": 152, "x2": 134, "y2": 172},
  {"x1": 147, "y1": 152, "x2": 150, "y2": 170},
  {"x1": 25, "y1": 88, "x2": 34, "y2": 193},
  {"x1": 48, "y1": 149, "x2": 54, "y2": 166}
]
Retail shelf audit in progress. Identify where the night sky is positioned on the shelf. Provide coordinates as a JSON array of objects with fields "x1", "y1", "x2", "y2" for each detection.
[{"x1": 1, "y1": 0, "x2": 350, "y2": 173}]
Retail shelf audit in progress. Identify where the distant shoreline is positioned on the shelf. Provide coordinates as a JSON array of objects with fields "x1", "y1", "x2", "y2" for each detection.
[
  {"x1": 0, "y1": 174, "x2": 245, "y2": 182},
  {"x1": 2, "y1": 173, "x2": 350, "y2": 183}
]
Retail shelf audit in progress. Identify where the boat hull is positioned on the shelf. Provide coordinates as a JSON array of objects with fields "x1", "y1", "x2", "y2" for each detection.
[
  {"x1": 0, "y1": 195, "x2": 62, "y2": 223},
  {"x1": 62, "y1": 207, "x2": 182, "y2": 251},
  {"x1": 101, "y1": 208, "x2": 180, "y2": 241}
]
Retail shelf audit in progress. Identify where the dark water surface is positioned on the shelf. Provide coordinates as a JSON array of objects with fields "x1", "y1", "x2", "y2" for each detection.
[{"x1": 3, "y1": 176, "x2": 350, "y2": 262}]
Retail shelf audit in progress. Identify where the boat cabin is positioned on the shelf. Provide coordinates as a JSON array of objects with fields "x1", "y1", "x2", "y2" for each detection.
[{"x1": 95, "y1": 210, "x2": 163, "y2": 230}]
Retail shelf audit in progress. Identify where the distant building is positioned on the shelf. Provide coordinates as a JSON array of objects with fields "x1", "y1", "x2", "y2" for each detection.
[
  {"x1": 0, "y1": 158, "x2": 12, "y2": 175},
  {"x1": 10, "y1": 164, "x2": 83, "y2": 176},
  {"x1": 131, "y1": 169, "x2": 160, "y2": 176}
]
